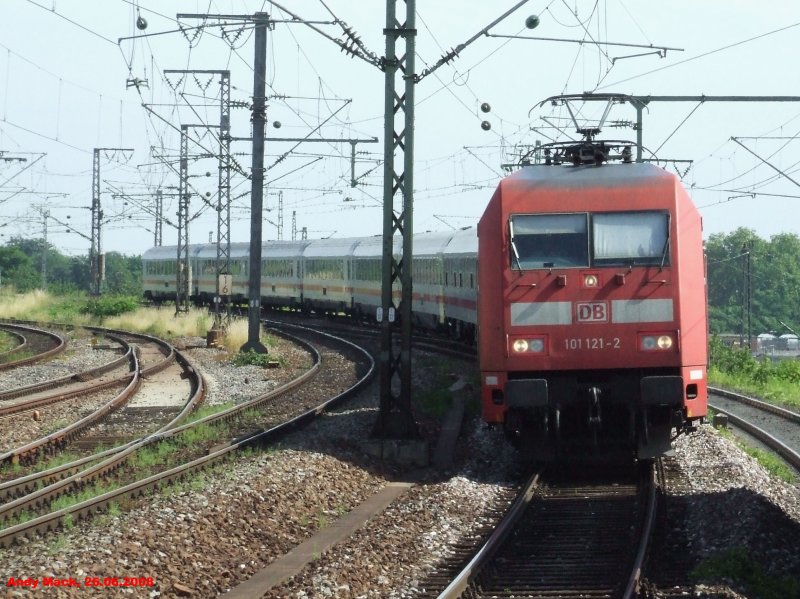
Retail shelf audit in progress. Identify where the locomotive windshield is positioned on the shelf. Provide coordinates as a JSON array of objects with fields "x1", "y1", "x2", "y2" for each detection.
[
  {"x1": 509, "y1": 213, "x2": 589, "y2": 269},
  {"x1": 509, "y1": 211, "x2": 669, "y2": 269},
  {"x1": 592, "y1": 211, "x2": 669, "y2": 266}
]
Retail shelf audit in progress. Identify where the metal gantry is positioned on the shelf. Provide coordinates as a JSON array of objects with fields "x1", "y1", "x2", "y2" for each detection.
[
  {"x1": 216, "y1": 70, "x2": 233, "y2": 328},
  {"x1": 372, "y1": 0, "x2": 418, "y2": 439},
  {"x1": 90, "y1": 147, "x2": 132, "y2": 296},
  {"x1": 164, "y1": 69, "x2": 234, "y2": 328},
  {"x1": 176, "y1": 126, "x2": 191, "y2": 315},
  {"x1": 90, "y1": 149, "x2": 101, "y2": 296},
  {"x1": 541, "y1": 93, "x2": 800, "y2": 162},
  {"x1": 154, "y1": 188, "x2": 163, "y2": 246}
]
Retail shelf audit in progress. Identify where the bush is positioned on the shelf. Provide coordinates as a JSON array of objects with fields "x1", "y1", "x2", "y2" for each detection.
[
  {"x1": 81, "y1": 295, "x2": 140, "y2": 318},
  {"x1": 709, "y1": 337, "x2": 758, "y2": 377},
  {"x1": 775, "y1": 359, "x2": 800, "y2": 384},
  {"x1": 231, "y1": 349, "x2": 273, "y2": 368}
]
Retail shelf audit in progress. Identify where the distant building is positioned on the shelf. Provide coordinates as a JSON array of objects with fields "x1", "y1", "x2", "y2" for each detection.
[
  {"x1": 778, "y1": 334, "x2": 799, "y2": 351},
  {"x1": 757, "y1": 333, "x2": 777, "y2": 352}
]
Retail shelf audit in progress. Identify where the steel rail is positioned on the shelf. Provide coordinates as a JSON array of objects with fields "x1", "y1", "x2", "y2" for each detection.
[
  {"x1": 0, "y1": 347, "x2": 142, "y2": 467},
  {"x1": 709, "y1": 385, "x2": 800, "y2": 425},
  {"x1": 437, "y1": 462, "x2": 656, "y2": 599},
  {"x1": 708, "y1": 400, "x2": 800, "y2": 472},
  {"x1": 622, "y1": 461, "x2": 658, "y2": 598},
  {"x1": 0, "y1": 326, "x2": 346, "y2": 504},
  {"x1": 436, "y1": 471, "x2": 541, "y2": 599},
  {"x1": 0, "y1": 335, "x2": 132, "y2": 416},
  {"x1": 0, "y1": 323, "x2": 66, "y2": 370},
  {"x1": 0, "y1": 324, "x2": 374, "y2": 548},
  {"x1": 0, "y1": 328, "x2": 304, "y2": 523},
  {"x1": 0, "y1": 339, "x2": 201, "y2": 506},
  {"x1": 0, "y1": 333, "x2": 131, "y2": 403},
  {"x1": 0, "y1": 328, "x2": 27, "y2": 359}
]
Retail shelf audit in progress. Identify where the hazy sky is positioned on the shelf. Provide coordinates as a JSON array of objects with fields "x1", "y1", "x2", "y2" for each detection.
[{"x1": 1, "y1": 1, "x2": 799, "y2": 256}]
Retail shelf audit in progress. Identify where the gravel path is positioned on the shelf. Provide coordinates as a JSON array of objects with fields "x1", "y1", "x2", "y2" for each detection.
[{"x1": 0, "y1": 332, "x2": 798, "y2": 599}]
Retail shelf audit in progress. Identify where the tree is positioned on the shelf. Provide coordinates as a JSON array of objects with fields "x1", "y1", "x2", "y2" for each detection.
[
  {"x1": 0, "y1": 237, "x2": 141, "y2": 296},
  {"x1": 0, "y1": 243, "x2": 38, "y2": 292},
  {"x1": 706, "y1": 228, "x2": 800, "y2": 336},
  {"x1": 103, "y1": 252, "x2": 141, "y2": 295}
]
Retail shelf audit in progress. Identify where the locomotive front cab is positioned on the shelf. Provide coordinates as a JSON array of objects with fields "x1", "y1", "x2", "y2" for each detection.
[{"x1": 478, "y1": 163, "x2": 708, "y2": 461}]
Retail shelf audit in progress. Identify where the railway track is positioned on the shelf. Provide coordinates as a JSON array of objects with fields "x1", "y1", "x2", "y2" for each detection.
[
  {"x1": 264, "y1": 311, "x2": 477, "y2": 361},
  {"x1": 0, "y1": 322, "x2": 67, "y2": 370},
  {"x1": 0, "y1": 322, "x2": 373, "y2": 549},
  {"x1": 708, "y1": 386, "x2": 800, "y2": 472},
  {"x1": 419, "y1": 462, "x2": 656, "y2": 599},
  {"x1": 0, "y1": 327, "x2": 180, "y2": 467},
  {"x1": 0, "y1": 332, "x2": 131, "y2": 414}
]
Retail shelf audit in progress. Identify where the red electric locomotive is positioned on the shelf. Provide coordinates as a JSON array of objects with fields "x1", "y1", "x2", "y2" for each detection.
[{"x1": 477, "y1": 140, "x2": 707, "y2": 460}]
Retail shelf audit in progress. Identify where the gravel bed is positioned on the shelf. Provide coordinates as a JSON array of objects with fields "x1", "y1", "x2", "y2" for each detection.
[
  {"x1": 177, "y1": 335, "x2": 313, "y2": 407},
  {"x1": 668, "y1": 426, "x2": 800, "y2": 579},
  {"x1": 1, "y1": 333, "x2": 799, "y2": 599},
  {"x1": 0, "y1": 332, "x2": 120, "y2": 393},
  {"x1": 0, "y1": 390, "x2": 119, "y2": 455}
]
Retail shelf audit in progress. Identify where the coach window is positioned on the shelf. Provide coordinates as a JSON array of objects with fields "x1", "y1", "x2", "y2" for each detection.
[
  {"x1": 509, "y1": 213, "x2": 589, "y2": 269},
  {"x1": 592, "y1": 211, "x2": 669, "y2": 266}
]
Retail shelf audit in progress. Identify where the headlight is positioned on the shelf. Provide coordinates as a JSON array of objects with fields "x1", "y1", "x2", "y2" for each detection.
[
  {"x1": 583, "y1": 274, "x2": 599, "y2": 287},
  {"x1": 640, "y1": 334, "x2": 674, "y2": 351},
  {"x1": 511, "y1": 337, "x2": 546, "y2": 354}
]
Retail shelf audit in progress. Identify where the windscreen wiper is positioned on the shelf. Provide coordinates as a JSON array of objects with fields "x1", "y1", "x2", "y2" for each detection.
[
  {"x1": 509, "y1": 220, "x2": 522, "y2": 270},
  {"x1": 659, "y1": 216, "x2": 671, "y2": 270}
]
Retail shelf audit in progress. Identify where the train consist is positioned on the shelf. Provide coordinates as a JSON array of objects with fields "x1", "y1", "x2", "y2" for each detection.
[
  {"x1": 142, "y1": 139, "x2": 708, "y2": 460},
  {"x1": 142, "y1": 227, "x2": 479, "y2": 339}
]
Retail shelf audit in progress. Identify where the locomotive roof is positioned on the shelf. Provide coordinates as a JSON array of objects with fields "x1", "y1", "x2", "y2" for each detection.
[{"x1": 507, "y1": 162, "x2": 676, "y2": 189}]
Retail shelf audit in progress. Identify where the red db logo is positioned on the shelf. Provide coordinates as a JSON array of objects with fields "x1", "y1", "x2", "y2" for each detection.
[{"x1": 576, "y1": 301, "x2": 608, "y2": 323}]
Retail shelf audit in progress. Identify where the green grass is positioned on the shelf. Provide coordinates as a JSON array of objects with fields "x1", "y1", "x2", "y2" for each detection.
[
  {"x1": 0, "y1": 451, "x2": 87, "y2": 481},
  {"x1": 2, "y1": 509, "x2": 34, "y2": 530},
  {"x1": 0, "y1": 330, "x2": 16, "y2": 352},
  {"x1": 179, "y1": 422, "x2": 218, "y2": 445},
  {"x1": 47, "y1": 533, "x2": 69, "y2": 554},
  {"x1": 709, "y1": 368, "x2": 800, "y2": 411},
  {"x1": 691, "y1": 546, "x2": 800, "y2": 599},
  {"x1": 416, "y1": 387, "x2": 453, "y2": 419},
  {"x1": 40, "y1": 418, "x2": 70, "y2": 436},
  {"x1": 186, "y1": 402, "x2": 236, "y2": 423},
  {"x1": 48, "y1": 480, "x2": 121, "y2": 514},
  {"x1": 709, "y1": 339, "x2": 800, "y2": 410}
]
